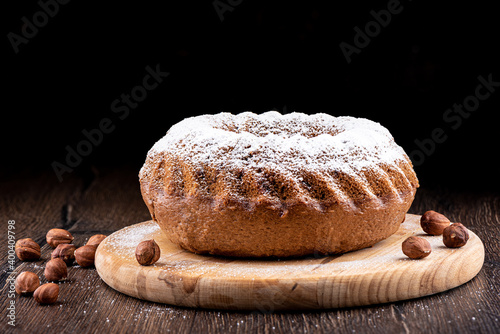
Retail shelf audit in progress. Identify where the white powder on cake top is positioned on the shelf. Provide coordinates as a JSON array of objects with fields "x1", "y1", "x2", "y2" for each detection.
[{"x1": 144, "y1": 111, "x2": 408, "y2": 177}]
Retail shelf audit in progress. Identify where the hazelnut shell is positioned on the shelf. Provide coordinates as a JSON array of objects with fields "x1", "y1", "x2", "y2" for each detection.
[
  {"x1": 15, "y1": 238, "x2": 41, "y2": 261},
  {"x1": 135, "y1": 239, "x2": 161, "y2": 266},
  {"x1": 44, "y1": 258, "x2": 68, "y2": 282},
  {"x1": 46, "y1": 228, "x2": 74, "y2": 248},
  {"x1": 75, "y1": 245, "x2": 97, "y2": 267},
  {"x1": 51, "y1": 244, "x2": 76, "y2": 265},
  {"x1": 15, "y1": 271, "x2": 40, "y2": 295},
  {"x1": 86, "y1": 234, "x2": 107, "y2": 247},
  {"x1": 443, "y1": 223, "x2": 469, "y2": 248},
  {"x1": 402, "y1": 236, "x2": 432, "y2": 259},
  {"x1": 420, "y1": 210, "x2": 451, "y2": 235},
  {"x1": 34, "y1": 283, "x2": 59, "y2": 304}
]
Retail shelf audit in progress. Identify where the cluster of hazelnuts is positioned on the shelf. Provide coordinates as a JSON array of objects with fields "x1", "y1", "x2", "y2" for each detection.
[
  {"x1": 14, "y1": 229, "x2": 106, "y2": 304},
  {"x1": 402, "y1": 210, "x2": 470, "y2": 259}
]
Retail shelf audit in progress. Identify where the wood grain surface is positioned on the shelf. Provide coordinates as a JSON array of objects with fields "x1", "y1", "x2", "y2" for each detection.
[
  {"x1": 95, "y1": 215, "x2": 484, "y2": 310},
  {"x1": 1, "y1": 166, "x2": 499, "y2": 333}
]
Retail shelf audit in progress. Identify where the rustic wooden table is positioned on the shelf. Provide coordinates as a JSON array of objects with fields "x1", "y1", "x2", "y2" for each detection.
[{"x1": 1, "y1": 166, "x2": 499, "y2": 333}]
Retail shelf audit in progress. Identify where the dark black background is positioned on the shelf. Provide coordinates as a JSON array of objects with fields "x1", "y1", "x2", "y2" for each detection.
[{"x1": 4, "y1": 0, "x2": 500, "y2": 190}]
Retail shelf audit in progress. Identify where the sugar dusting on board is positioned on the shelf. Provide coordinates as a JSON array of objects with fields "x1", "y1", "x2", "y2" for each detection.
[{"x1": 106, "y1": 221, "x2": 162, "y2": 258}]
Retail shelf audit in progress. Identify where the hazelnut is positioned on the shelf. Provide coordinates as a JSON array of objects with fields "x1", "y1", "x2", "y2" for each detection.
[
  {"x1": 15, "y1": 271, "x2": 40, "y2": 295},
  {"x1": 15, "y1": 238, "x2": 41, "y2": 261},
  {"x1": 51, "y1": 244, "x2": 76, "y2": 265},
  {"x1": 46, "y1": 228, "x2": 74, "y2": 248},
  {"x1": 443, "y1": 223, "x2": 469, "y2": 248},
  {"x1": 74, "y1": 245, "x2": 97, "y2": 267},
  {"x1": 44, "y1": 258, "x2": 68, "y2": 282},
  {"x1": 34, "y1": 283, "x2": 59, "y2": 304},
  {"x1": 86, "y1": 234, "x2": 107, "y2": 247},
  {"x1": 402, "y1": 236, "x2": 432, "y2": 259},
  {"x1": 420, "y1": 210, "x2": 451, "y2": 235},
  {"x1": 135, "y1": 239, "x2": 161, "y2": 266}
]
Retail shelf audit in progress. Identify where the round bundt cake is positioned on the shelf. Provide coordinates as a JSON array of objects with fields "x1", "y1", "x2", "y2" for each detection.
[{"x1": 139, "y1": 111, "x2": 418, "y2": 257}]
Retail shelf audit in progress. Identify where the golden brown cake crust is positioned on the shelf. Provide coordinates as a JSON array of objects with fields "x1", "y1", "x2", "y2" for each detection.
[{"x1": 139, "y1": 112, "x2": 419, "y2": 257}]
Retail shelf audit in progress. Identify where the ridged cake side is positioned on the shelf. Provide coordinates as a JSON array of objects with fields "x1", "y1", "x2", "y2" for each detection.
[{"x1": 139, "y1": 111, "x2": 418, "y2": 217}]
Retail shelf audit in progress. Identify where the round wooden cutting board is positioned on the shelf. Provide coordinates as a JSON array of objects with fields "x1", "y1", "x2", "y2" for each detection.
[{"x1": 95, "y1": 214, "x2": 484, "y2": 310}]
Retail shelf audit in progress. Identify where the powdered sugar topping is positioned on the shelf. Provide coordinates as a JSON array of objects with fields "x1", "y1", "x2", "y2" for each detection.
[{"x1": 144, "y1": 111, "x2": 408, "y2": 177}]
